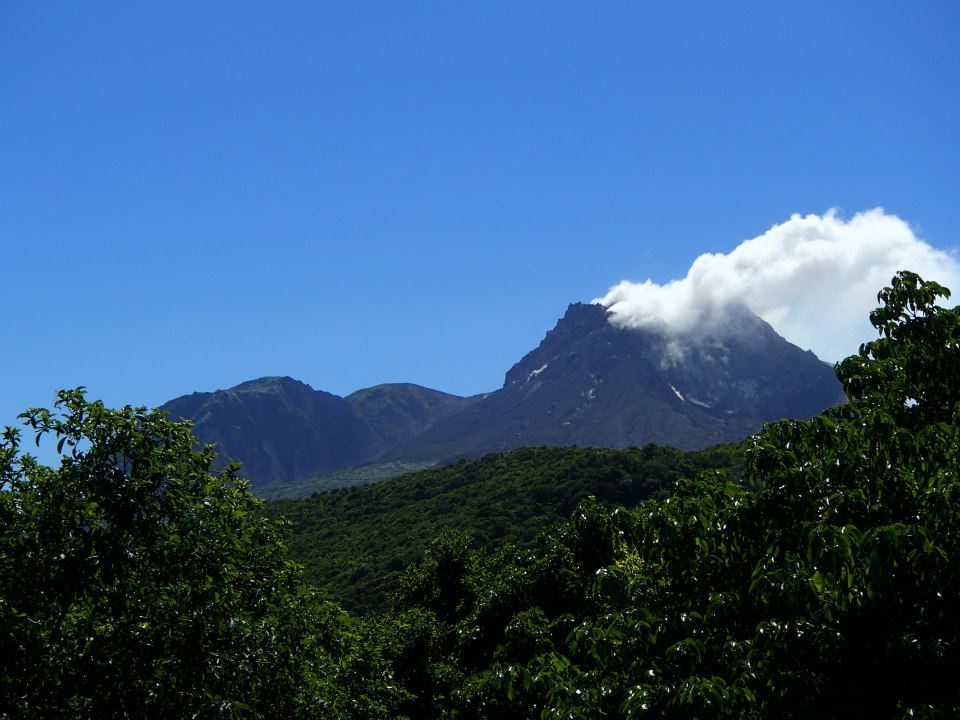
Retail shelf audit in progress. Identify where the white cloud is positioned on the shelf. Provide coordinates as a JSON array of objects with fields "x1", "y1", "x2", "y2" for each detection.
[{"x1": 595, "y1": 209, "x2": 960, "y2": 362}]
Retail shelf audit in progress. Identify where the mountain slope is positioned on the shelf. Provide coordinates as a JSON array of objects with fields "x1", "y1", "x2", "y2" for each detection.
[
  {"x1": 346, "y1": 383, "x2": 480, "y2": 456},
  {"x1": 160, "y1": 377, "x2": 376, "y2": 489},
  {"x1": 160, "y1": 378, "x2": 475, "y2": 490},
  {"x1": 396, "y1": 302, "x2": 845, "y2": 460}
]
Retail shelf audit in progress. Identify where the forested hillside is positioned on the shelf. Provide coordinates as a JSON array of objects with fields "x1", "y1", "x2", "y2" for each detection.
[{"x1": 265, "y1": 444, "x2": 742, "y2": 612}]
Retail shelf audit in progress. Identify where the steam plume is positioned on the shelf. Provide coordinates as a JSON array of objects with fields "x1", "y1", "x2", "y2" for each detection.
[{"x1": 595, "y1": 209, "x2": 960, "y2": 362}]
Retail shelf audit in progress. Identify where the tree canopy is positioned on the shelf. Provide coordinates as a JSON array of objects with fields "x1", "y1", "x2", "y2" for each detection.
[{"x1": 0, "y1": 392, "x2": 400, "y2": 719}]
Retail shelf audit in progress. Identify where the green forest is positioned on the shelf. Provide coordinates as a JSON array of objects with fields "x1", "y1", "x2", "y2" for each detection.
[
  {"x1": 3, "y1": 271, "x2": 959, "y2": 719},
  {"x1": 266, "y1": 443, "x2": 742, "y2": 613}
]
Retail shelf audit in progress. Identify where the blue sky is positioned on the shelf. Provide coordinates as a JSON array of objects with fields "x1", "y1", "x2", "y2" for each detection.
[{"x1": 2, "y1": 1, "x2": 959, "y2": 435}]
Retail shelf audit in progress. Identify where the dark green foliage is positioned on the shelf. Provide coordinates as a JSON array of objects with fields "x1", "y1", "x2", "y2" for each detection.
[
  {"x1": 0, "y1": 392, "x2": 402, "y2": 719},
  {"x1": 3, "y1": 271, "x2": 954, "y2": 719},
  {"x1": 376, "y1": 272, "x2": 960, "y2": 718},
  {"x1": 265, "y1": 444, "x2": 741, "y2": 613}
]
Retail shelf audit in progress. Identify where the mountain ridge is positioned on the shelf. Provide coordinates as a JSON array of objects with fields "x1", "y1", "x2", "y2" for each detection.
[
  {"x1": 160, "y1": 379, "x2": 477, "y2": 489},
  {"x1": 161, "y1": 302, "x2": 845, "y2": 492}
]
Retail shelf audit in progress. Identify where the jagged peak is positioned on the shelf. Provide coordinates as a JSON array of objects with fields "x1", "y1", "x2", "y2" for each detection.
[{"x1": 559, "y1": 301, "x2": 609, "y2": 326}]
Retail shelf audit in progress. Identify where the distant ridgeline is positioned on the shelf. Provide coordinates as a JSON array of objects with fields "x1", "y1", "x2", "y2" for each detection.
[
  {"x1": 162, "y1": 302, "x2": 843, "y2": 495},
  {"x1": 161, "y1": 378, "x2": 476, "y2": 493}
]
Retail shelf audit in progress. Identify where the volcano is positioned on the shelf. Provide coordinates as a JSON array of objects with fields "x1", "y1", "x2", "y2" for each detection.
[{"x1": 161, "y1": 302, "x2": 844, "y2": 491}]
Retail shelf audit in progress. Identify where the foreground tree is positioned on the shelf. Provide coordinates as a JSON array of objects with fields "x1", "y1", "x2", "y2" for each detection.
[
  {"x1": 387, "y1": 272, "x2": 960, "y2": 718},
  {"x1": 0, "y1": 391, "x2": 399, "y2": 719}
]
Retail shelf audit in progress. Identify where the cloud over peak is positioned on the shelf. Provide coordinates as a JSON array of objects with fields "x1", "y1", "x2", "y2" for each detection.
[{"x1": 595, "y1": 209, "x2": 960, "y2": 362}]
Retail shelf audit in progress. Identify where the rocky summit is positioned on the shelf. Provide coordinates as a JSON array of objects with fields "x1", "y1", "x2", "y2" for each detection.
[{"x1": 393, "y1": 302, "x2": 845, "y2": 461}]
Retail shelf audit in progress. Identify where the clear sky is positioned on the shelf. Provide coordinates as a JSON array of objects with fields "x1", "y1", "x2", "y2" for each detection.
[{"x1": 2, "y1": 1, "x2": 959, "y2": 433}]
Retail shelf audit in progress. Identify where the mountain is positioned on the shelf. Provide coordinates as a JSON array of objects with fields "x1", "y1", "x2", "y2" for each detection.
[
  {"x1": 346, "y1": 383, "x2": 480, "y2": 456},
  {"x1": 159, "y1": 377, "x2": 375, "y2": 488},
  {"x1": 160, "y1": 378, "x2": 474, "y2": 490},
  {"x1": 161, "y1": 302, "x2": 845, "y2": 493},
  {"x1": 394, "y1": 302, "x2": 845, "y2": 460}
]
